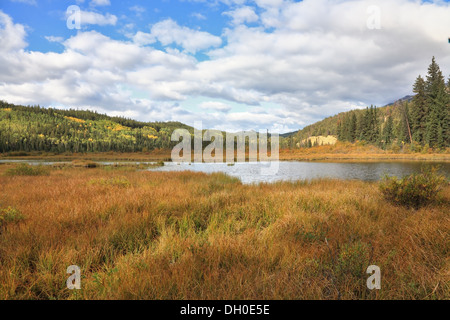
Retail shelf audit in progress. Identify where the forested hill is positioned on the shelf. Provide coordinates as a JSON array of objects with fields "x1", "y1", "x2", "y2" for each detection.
[
  {"x1": 290, "y1": 96, "x2": 412, "y2": 144},
  {"x1": 0, "y1": 100, "x2": 192, "y2": 153},
  {"x1": 287, "y1": 57, "x2": 449, "y2": 151}
]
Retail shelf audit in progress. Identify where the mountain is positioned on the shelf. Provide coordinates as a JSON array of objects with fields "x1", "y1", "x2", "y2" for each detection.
[{"x1": 383, "y1": 95, "x2": 414, "y2": 107}]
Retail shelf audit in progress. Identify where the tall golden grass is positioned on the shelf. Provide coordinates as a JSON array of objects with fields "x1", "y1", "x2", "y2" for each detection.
[
  {"x1": 280, "y1": 142, "x2": 450, "y2": 161},
  {"x1": 0, "y1": 164, "x2": 448, "y2": 300}
]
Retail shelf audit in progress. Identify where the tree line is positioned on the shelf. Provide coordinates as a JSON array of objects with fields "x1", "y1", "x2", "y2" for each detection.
[
  {"x1": 336, "y1": 57, "x2": 449, "y2": 150},
  {"x1": 0, "y1": 101, "x2": 191, "y2": 153}
]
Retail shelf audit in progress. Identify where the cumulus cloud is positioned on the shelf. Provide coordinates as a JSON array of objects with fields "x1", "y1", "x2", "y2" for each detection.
[
  {"x1": 0, "y1": 11, "x2": 27, "y2": 53},
  {"x1": 223, "y1": 6, "x2": 259, "y2": 25},
  {"x1": 2, "y1": 0, "x2": 450, "y2": 133},
  {"x1": 132, "y1": 19, "x2": 222, "y2": 53},
  {"x1": 78, "y1": 10, "x2": 117, "y2": 26}
]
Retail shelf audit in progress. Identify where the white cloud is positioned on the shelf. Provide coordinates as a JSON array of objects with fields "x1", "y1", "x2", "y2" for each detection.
[
  {"x1": 90, "y1": 0, "x2": 110, "y2": 6},
  {"x1": 200, "y1": 101, "x2": 232, "y2": 112},
  {"x1": 132, "y1": 31, "x2": 155, "y2": 46},
  {"x1": 2, "y1": 0, "x2": 450, "y2": 133},
  {"x1": 191, "y1": 12, "x2": 207, "y2": 20},
  {"x1": 133, "y1": 19, "x2": 222, "y2": 53},
  {"x1": 64, "y1": 10, "x2": 117, "y2": 27},
  {"x1": 79, "y1": 10, "x2": 117, "y2": 26},
  {"x1": 45, "y1": 36, "x2": 64, "y2": 43},
  {"x1": 223, "y1": 6, "x2": 259, "y2": 25},
  {"x1": 130, "y1": 5, "x2": 146, "y2": 15},
  {"x1": 0, "y1": 11, "x2": 27, "y2": 52}
]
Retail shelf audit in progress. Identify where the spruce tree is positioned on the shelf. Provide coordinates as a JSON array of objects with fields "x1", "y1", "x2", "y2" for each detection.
[
  {"x1": 371, "y1": 106, "x2": 379, "y2": 144},
  {"x1": 383, "y1": 115, "x2": 393, "y2": 146},
  {"x1": 356, "y1": 111, "x2": 367, "y2": 141},
  {"x1": 411, "y1": 75, "x2": 427, "y2": 144},
  {"x1": 350, "y1": 113, "x2": 357, "y2": 142},
  {"x1": 425, "y1": 57, "x2": 448, "y2": 147},
  {"x1": 427, "y1": 106, "x2": 439, "y2": 147}
]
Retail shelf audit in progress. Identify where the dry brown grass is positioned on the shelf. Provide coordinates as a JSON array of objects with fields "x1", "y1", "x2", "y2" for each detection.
[
  {"x1": 280, "y1": 142, "x2": 450, "y2": 161},
  {"x1": 0, "y1": 164, "x2": 448, "y2": 300},
  {"x1": 0, "y1": 149, "x2": 173, "y2": 162}
]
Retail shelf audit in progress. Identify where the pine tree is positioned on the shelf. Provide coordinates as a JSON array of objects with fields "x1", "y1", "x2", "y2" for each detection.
[
  {"x1": 371, "y1": 106, "x2": 379, "y2": 144},
  {"x1": 425, "y1": 57, "x2": 446, "y2": 101},
  {"x1": 337, "y1": 120, "x2": 342, "y2": 140},
  {"x1": 411, "y1": 75, "x2": 427, "y2": 144},
  {"x1": 350, "y1": 113, "x2": 357, "y2": 142},
  {"x1": 425, "y1": 57, "x2": 448, "y2": 147},
  {"x1": 356, "y1": 111, "x2": 366, "y2": 141},
  {"x1": 360, "y1": 107, "x2": 371, "y2": 141},
  {"x1": 427, "y1": 106, "x2": 439, "y2": 147},
  {"x1": 383, "y1": 115, "x2": 393, "y2": 146}
]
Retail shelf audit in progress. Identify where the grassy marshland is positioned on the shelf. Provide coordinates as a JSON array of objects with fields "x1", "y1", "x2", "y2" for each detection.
[{"x1": 0, "y1": 164, "x2": 448, "y2": 300}]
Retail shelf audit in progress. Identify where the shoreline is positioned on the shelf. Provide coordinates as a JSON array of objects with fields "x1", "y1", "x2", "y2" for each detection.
[{"x1": 1, "y1": 151, "x2": 449, "y2": 163}]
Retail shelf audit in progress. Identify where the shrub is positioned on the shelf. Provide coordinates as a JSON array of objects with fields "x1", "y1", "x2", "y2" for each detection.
[
  {"x1": 5, "y1": 163, "x2": 50, "y2": 176},
  {"x1": 379, "y1": 166, "x2": 447, "y2": 209},
  {"x1": 0, "y1": 206, "x2": 25, "y2": 231}
]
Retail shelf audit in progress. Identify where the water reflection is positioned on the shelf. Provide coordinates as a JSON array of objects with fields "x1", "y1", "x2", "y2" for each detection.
[{"x1": 153, "y1": 161, "x2": 450, "y2": 184}]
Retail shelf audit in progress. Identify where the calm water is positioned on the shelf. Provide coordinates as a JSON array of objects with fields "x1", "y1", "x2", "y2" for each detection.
[
  {"x1": 153, "y1": 161, "x2": 450, "y2": 184},
  {"x1": 1, "y1": 159, "x2": 448, "y2": 184}
]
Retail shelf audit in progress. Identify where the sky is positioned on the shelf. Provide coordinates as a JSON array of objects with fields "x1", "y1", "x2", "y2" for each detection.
[{"x1": 0, "y1": 0, "x2": 450, "y2": 133}]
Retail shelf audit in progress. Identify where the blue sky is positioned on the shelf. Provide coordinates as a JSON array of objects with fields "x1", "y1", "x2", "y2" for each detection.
[
  {"x1": 1, "y1": 0, "x2": 450, "y2": 132},
  {"x1": 1, "y1": 1, "x2": 229, "y2": 54}
]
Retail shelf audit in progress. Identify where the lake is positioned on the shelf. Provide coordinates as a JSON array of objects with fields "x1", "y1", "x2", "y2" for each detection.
[
  {"x1": 1, "y1": 159, "x2": 448, "y2": 184},
  {"x1": 153, "y1": 161, "x2": 450, "y2": 184}
]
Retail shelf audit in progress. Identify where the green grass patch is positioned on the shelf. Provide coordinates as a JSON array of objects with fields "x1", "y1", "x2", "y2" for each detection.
[
  {"x1": 89, "y1": 176, "x2": 132, "y2": 188},
  {"x1": 0, "y1": 206, "x2": 25, "y2": 231},
  {"x1": 5, "y1": 163, "x2": 50, "y2": 176}
]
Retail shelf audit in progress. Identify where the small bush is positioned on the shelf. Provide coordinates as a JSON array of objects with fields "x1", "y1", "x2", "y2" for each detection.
[
  {"x1": 379, "y1": 167, "x2": 447, "y2": 209},
  {"x1": 5, "y1": 163, "x2": 50, "y2": 176},
  {"x1": 0, "y1": 206, "x2": 25, "y2": 231}
]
